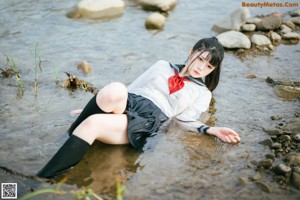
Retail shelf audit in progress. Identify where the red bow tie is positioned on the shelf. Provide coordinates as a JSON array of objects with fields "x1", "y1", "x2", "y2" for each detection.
[{"x1": 168, "y1": 70, "x2": 190, "y2": 95}]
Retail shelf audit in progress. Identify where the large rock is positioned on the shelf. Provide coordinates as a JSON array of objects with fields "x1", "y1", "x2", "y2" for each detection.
[
  {"x1": 285, "y1": 118, "x2": 300, "y2": 133},
  {"x1": 286, "y1": 153, "x2": 300, "y2": 166},
  {"x1": 217, "y1": 31, "x2": 251, "y2": 49},
  {"x1": 256, "y1": 14, "x2": 282, "y2": 31},
  {"x1": 290, "y1": 17, "x2": 300, "y2": 25},
  {"x1": 67, "y1": 0, "x2": 125, "y2": 20},
  {"x1": 282, "y1": 32, "x2": 300, "y2": 40},
  {"x1": 212, "y1": 8, "x2": 251, "y2": 33},
  {"x1": 139, "y1": 0, "x2": 176, "y2": 11},
  {"x1": 280, "y1": 24, "x2": 292, "y2": 34},
  {"x1": 251, "y1": 34, "x2": 271, "y2": 46},
  {"x1": 289, "y1": 9, "x2": 300, "y2": 17},
  {"x1": 145, "y1": 13, "x2": 166, "y2": 29},
  {"x1": 241, "y1": 24, "x2": 256, "y2": 31},
  {"x1": 270, "y1": 31, "x2": 281, "y2": 43},
  {"x1": 291, "y1": 172, "x2": 300, "y2": 190}
]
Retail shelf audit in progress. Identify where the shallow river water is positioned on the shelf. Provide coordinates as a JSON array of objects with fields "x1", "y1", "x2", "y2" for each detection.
[{"x1": 0, "y1": 0, "x2": 300, "y2": 199}]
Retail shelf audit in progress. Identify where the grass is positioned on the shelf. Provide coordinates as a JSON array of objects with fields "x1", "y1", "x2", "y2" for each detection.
[
  {"x1": 21, "y1": 178, "x2": 104, "y2": 200},
  {"x1": 20, "y1": 176, "x2": 126, "y2": 200},
  {"x1": 32, "y1": 42, "x2": 42, "y2": 96},
  {"x1": 5, "y1": 54, "x2": 25, "y2": 95},
  {"x1": 55, "y1": 64, "x2": 59, "y2": 83}
]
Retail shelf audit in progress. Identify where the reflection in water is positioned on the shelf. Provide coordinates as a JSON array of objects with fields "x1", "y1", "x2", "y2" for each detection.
[{"x1": 54, "y1": 142, "x2": 141, "y2": 197}]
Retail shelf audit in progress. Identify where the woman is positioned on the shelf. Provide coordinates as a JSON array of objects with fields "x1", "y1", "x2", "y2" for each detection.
[{"x1": 37, "y1": 37, "x2": 240, "y2": 178}]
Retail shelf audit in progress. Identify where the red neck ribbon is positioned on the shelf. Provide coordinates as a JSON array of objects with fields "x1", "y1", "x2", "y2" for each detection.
[{"x1": 168, "y1": 70, "x2": 190, "y2": 95}]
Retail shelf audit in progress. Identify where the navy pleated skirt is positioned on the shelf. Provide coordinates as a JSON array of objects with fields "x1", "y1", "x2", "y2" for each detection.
[{"x1": 125, "y1": 93, "x2": 168, "y2": 149}]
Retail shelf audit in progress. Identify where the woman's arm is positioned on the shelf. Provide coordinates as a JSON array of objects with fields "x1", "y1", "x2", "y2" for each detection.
[{"x1": 176, "y1": 91, "x2": 240, "y2": 143}]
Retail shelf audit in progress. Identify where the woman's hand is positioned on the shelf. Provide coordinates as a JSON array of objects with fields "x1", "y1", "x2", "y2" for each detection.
[
  {"x1": 70, "y1": 109, "x2": 83, "y2": 116},
  {"x1": 206, "y1": 127, "x2": 240, "y2": 143}
]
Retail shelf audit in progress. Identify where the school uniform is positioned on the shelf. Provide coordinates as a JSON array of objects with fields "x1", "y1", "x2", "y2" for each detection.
[
  {"x1": 126, "y1": 60, "x2": 212, "y2": 149},
  {"x1": 37, "y1": 60, "x2": 212, "y2": 178}
]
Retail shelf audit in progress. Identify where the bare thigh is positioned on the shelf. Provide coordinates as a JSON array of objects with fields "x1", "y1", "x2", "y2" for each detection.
[{"x1": 73, "y1": 113, "x2": 129, "y2": 145}]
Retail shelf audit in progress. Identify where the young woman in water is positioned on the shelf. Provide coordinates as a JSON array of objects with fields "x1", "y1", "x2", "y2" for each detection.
[{"x1": 37, "y1": 37, "x2": 240, "y2": 178}]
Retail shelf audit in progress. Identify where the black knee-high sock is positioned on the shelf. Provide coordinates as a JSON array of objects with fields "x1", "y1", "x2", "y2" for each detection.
[
  {"x1": 36, "y1": 135, "x2": 90, "y2": 178},
  {"x1": 68, "y1": 95, "x2": 106, "y2": 135}
]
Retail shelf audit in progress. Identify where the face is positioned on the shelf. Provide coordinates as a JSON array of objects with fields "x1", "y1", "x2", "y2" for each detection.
[{"x1": 186, "y1": 51, "x2": 215, "y2": 78}]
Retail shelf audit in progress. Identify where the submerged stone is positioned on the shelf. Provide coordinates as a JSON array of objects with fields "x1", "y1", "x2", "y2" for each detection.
[
  {"x1": 67, "y1": 0, "x2": 125, "y2": 20},
  {"x1": 256, "y1": 181, "x2": 272, "y2": 193},
  {"x1": 145, "y1": 13, "x2": 166, "y2": 30}
]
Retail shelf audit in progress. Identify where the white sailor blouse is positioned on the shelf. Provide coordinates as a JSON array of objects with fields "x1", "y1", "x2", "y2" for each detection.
[{"x1": 127, "y1": 60, "x2": 212, "y2": 129}]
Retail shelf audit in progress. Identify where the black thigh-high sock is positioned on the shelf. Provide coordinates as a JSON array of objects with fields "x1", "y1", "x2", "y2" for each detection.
[
  {"x1": 36, "y1": 135, "x2": 90, "y2": 178},
  {"x1": 68, "y1": 95, "x2": 106, "y2": 135}
]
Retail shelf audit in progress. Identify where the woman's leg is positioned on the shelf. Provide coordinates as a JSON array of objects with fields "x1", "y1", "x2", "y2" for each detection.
[
  {"x1": 37, "y1": 115, "x2": 129, "y2": 178},
  {"x1": 37, "y1": 82, "x2": 129, "y2": 178},
  {"x1": 73, "y1": 114, "x2": 129, "y2": 145},
  {"x1": 68, "y1": 82, "x2": 128, "y2": 134}
]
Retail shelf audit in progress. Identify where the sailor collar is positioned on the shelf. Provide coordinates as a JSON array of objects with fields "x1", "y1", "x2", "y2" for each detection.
[{"x1": 169, "y1": 63, "x2": 206, "y2": 87}]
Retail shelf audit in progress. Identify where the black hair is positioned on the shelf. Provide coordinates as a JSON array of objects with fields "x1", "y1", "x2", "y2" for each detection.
[{"x1": 191, "y1": 37, "x2": 224, "y2": 92}]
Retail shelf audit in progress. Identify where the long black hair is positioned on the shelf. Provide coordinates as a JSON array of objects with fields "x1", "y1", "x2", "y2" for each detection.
[{"x1": 190, "y1": 37, "x2": 224, "y2": 92}]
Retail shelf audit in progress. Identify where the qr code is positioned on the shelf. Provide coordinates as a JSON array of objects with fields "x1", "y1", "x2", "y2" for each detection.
[{"x1": 1, "y1": 183, "x2": 17, "y2": 199}]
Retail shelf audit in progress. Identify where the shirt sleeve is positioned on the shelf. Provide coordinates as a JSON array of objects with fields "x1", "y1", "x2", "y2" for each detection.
[{"x1": 175, "y1": 89, "x2": 212, "y2": 129}]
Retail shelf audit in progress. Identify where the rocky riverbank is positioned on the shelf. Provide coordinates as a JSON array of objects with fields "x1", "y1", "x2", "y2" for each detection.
[{"x1": 213, "y1": 8, "x2": 300, "y2": 59}]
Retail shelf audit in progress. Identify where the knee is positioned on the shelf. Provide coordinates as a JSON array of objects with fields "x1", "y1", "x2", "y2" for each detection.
[{"x1": 96, "y1": 82, "x2": 128, "y2": 106}]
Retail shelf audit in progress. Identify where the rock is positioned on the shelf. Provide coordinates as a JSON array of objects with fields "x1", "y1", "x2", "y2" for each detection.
[
  {"x1": 241, "y1": 24, "x2": 256, "y2": 31},
  {"x1": 212, "y1": 8, "x2": 251, "y2": 32},
  {"x1": 256, "y1": 14, "x2": 282, "y2": 31},
  {"x1": 280, "y1": 24, "x2": 292, "y2": 34},
  {"x1": 246, "y1": 74, "x2": 257, "y2": 79},
  {"x1": 145, "y1": 13, "x2": 166, "y2": 30},
  {"x1": 282, "y1": 32, "x2": 300, "y2": 40},
  {"x1": 289, "y1": 9, "x2": 300, "y2": 17},
  {"x1": 290, "y1": 17, "x2": 300, "y2": 25},
  {"x1": 294, "y1": 134, "x2": 300, "y2": 142},
  {"x1": 265, "y1": 153, "x2": 275, "y2": 160},
  {"x1": 269, "y1": 31, "x2": 281, "y2": 43},
  {"x1": 292, "y1": 167, "x2": 300, "y2": 173},
  {"x1": 275, "y1": 85, "x2": 300, "y2": 100},
  {"x1": 256, "y1": 181, "x2": 272, "y2": 193},
  {"x1": 272, "y1": 142, "x2": 282, "y2": 149},
  {"x1": 239, "y1": 177, "x2": 249, "y2": 185},
  {"x1": 258, "y1": 159, "x2": 273, "y2": 169},
  {"x1": 258, "y1": 138, "x2": 273, "y2": 147},
  {"x1": 291, "y1": 172, "x2": 300, "y2": 190},
  {"x1": 77, "y1": 61, "x2": 92, "y2": 74},
  {"x1": 139, "y1": 0, "x2": 176, "y2": 12},
  {"x1": 67, "y1": 0, "x2": 125, "y2": 20},
  {"x1": 273, "y1": 164, "x2": 291, "y2": 175},
  {"x1": 271, "y1": 115, "x2": 282, "y2": 120},
  {"x1": 251, "y1": 173, "x2": 262, "y2": 181},
  {"x1": 279, "y1": 135, "x2": 291, "y2": 142},
  {"x1": 217, "y1": 31, "x2": 251, "y2": 49},
  {"x1": 286, "y1": 153, "x2": 300, "y2": 166},
  {"x1": 246, "y1": 17, "x2": 262, "y2": 24},
  {"x1": 251, "y1": 34, "x2": 272, "y2": 46},
  {"x1": 285, "y1": 118, "x2": 300, "y2": 133},
  {"x1": 283, "y1": 20, "x2": 296, "y2": 30},
  {"x1": 262, "y1": 128, "x2": 281, "y2": 136}
]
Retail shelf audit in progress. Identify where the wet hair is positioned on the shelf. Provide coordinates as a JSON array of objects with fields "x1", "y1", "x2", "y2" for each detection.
[{"x1": 191, "y1": 37, "x2": 224, "y2": 92}]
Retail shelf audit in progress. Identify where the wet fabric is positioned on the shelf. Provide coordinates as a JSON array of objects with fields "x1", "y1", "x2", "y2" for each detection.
[{"x1": 125, "y1": 93, "x2": 168, "y2": 150}]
